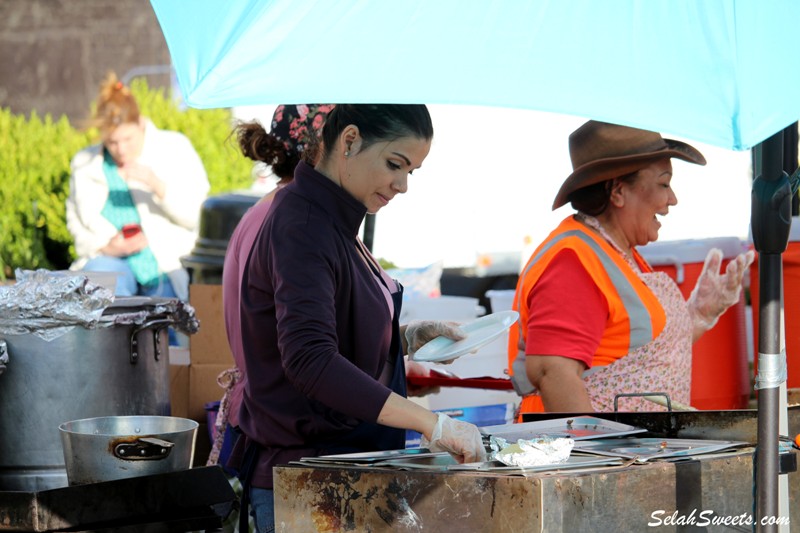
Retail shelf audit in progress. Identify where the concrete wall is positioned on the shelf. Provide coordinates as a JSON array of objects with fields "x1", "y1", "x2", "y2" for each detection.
[{"x1": 0, "y1": 0, "x2": 171, "y2": 124}]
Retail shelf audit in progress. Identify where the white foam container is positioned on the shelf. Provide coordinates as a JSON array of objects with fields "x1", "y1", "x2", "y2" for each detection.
[
  {"x1": 485, "y1": 289, "x2": 516, "y2": 314},
  {"x1": 406, "y1": 292, "x2": 519, "y2": 411},
  {"x1": 400, "y1": 295, "x2": 484, "y2": 324}
]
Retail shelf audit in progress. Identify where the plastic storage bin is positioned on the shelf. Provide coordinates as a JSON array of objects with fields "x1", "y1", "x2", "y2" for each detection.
[
  {"x1": 485, "y1": 289, "x2": 516, "y2": 314},
  {"x1": 405, "y1": 403, "x2": 515, "y2": 448},
  {"x1": 639, "y1": 237, "x2": 750, "y2": 409},
  {"x1": 749, "y1": 216, "x2": 800, "y2": 388}
]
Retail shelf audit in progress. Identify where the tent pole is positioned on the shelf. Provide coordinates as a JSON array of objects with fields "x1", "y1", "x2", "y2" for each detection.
[
  {"x1": 756, "y1": 255, "x2": 782, "y2": 531},
  {"x1": 751, "y1": 130, "x2": 792, "y2": 532},
  {"x1": 782, "y1": 123, "x2": 799, "y2": 215}
]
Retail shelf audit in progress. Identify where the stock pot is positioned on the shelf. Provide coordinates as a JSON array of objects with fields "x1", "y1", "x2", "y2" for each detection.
[
  {"x1": 0, "y1": 296, "x2": 187, "y2": 491},
  {"x1": 59, "y1": 415, "x2": 198, "y2": 485}
]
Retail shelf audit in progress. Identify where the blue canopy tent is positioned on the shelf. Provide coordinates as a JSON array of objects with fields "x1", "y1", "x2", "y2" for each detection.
[
  {"x1": 150, "y1": 1, "x2": 800, "y2": 528},
  {"x1": 151, "y1": 0, "x2": 800, "y2": 151}
]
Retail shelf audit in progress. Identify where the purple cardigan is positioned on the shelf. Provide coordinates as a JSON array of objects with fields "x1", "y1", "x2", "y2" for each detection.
[
  {"x1": 235, "y1": 162, "x2": 397, "y2": 488},
  {"x1": 221, "y1": 196, "x2": 275, "y2": 428}
]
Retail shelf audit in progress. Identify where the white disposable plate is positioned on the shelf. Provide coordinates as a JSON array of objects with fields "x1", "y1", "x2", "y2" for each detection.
[
  {"x1": 479, "y1": 416, "x2": 647, "y2": 441},
  {"x1": 410, "y1": 310, "x2": 519, "y2": 363}
]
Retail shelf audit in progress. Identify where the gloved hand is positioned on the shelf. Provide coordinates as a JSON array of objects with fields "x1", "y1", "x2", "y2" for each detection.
[
  {"x1": 404, "y1": 320, "x2": 466, "y2": 357},
  {"x1": 687, "y1": 248, "x2": 755, "y2": 333},
  {"x1": 420, "y1": 412, "x2": 487, "y2": 463}
]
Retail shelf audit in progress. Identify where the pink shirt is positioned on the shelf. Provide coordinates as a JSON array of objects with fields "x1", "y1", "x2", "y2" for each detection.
[{"x1": 221, "y1": 194, "x2": 276, "y2": 426}]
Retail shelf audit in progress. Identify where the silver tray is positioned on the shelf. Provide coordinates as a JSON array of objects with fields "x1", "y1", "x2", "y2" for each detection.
[
  {"x1": 572, "y1": 437, "x2": 749, "y2": 462},
  {"x1": 479, "y1": 415, "x2": 646, "y2": 442},
  {"x1": 297, "y1": 447, "x2": 441, "y2": 465},
  {"x1": 297, "y1": 451, "x2": 625, "y2": 473},
  {"x1": 374, "y1": 453, "x2": 625, "y2": 472},
  {"x1": 447, "y1": 454, "x2": 626, "y2": 473}
]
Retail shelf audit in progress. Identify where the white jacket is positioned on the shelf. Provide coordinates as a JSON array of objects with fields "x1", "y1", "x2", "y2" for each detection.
[{"x1": 66, "y1": 119, "x2": 210, "y2": 300}]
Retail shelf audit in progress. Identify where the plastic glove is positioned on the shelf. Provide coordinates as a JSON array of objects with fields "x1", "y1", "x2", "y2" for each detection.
[
  {"x1": 404, "y1": 320, "x2": 466, "y2": 357},
  {"x1": 687, "y1": 248, "x2": 755, "y2": 333},
  {"x1": 420, "y1": 413, "x2": 487, "y2": 463}
]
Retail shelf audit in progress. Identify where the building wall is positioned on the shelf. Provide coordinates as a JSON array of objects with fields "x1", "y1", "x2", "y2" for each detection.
[{"x1": 0, "y1": 0, "x2": 171, "y2": 124}]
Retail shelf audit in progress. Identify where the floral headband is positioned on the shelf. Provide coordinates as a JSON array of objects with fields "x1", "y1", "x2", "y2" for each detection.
[{"x1": 271, "y1": 104, "x2": 335, "y2": 155}]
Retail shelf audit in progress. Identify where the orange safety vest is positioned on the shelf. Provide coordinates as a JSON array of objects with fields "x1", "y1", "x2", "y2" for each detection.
[{"x1": 508, "y1": 215, "x2": 666, "y2": 415}]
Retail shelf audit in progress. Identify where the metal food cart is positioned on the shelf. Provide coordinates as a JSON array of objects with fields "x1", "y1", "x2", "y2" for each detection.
[{"x1": 273, "y1": 410, "x2": 800, "y2": 532}]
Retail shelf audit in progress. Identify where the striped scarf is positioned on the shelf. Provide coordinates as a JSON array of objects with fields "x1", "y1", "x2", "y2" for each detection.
[{"x1": 100, "y1": 150, "x2": 162, "y2": 287}]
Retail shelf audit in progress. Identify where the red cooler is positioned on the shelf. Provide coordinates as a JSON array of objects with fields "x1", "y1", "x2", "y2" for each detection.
[
  {"x1": 749, "y1": 217, "x2": 800, "y2": 389},
  {"x1": 639, "y1": 237, "x2": 750, "y2": 410}
]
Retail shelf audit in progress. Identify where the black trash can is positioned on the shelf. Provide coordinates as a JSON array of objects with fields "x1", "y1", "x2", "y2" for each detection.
[
  {"x1": 181, "y1": 193, "x2": 260, "y2": 284},
  {"x1": 440, "y1": 268, "x2": 519, "y2": 314}
]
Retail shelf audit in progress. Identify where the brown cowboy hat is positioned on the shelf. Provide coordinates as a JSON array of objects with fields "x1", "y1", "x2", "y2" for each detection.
[{"x1": 552, "y1": 120, "x2": 706, "y2": 210}]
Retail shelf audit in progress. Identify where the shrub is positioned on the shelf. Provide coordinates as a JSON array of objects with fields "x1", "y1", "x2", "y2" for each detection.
[
  {"x1": 0, "y1": 110, "x2": 92, "y2": 278},
  {"x1": 0, "y1": 80, "x2": 253, "y2": 279}
]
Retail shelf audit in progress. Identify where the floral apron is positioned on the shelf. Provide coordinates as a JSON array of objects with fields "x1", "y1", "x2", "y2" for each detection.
[{"x1": 581, "y1": 217, "x2": 694, "y2": 412}]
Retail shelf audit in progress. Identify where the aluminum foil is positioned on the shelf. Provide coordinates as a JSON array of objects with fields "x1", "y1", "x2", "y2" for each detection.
[
  {"x1": 489, "y1": 435, "x2": 575, "y2": 468},
  {"x1": 101, "y1": 298, "x2": 200, "y2": 336},
  {"x1": 0, "y1": 269, "x2": 199, "y2": 341},
  {"x1": 0, "y1": 269, "x2": 113, "y2": 341}
]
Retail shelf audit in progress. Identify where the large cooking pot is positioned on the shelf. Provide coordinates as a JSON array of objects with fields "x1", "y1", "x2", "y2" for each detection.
[
  {"x1": 59, "y1": 415, "x2": 198, "y2": 485},
  {"x1": 0, "y1": 297, "x2": 184, "y2": 491}
]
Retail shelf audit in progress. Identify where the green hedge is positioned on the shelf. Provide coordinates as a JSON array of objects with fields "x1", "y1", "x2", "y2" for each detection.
[{"x1": 0, "y1": 79, "x2": 253, "y2": 279}]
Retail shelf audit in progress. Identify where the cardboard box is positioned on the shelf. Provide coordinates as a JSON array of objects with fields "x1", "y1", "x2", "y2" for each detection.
[
  {"x1": 189, "y1": 284, "x2": 234, "y2": 366},
  {"x1": 188, "y1": 363, "x2": 231, "y2": 422},
  {"x1": 168, "y1": 347, "x2": 190, "y2": 419},
  {"x1": 169, "y1": 364, "x2": 190, "y2": 419},
  {"x1": 184, "y1": 284, "x2": 242, "y2": 467}
]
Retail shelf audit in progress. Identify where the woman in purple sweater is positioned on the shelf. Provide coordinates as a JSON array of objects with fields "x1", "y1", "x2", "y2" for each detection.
[
  {"x1": 232, "y1": 105, "x2": 487, "y2": 532},
  {"x1": 219, "y1": 104, "x2": 333, "y2": 439}
]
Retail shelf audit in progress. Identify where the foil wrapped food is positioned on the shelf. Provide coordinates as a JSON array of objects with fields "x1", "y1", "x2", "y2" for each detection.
[{"x1": 488, "y1": 434, "x2": 575, "y2": 467}]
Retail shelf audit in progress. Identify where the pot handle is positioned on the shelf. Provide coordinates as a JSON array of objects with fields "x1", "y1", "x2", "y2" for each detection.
[
  {"x1": 130, "y1": 318, "x2": 174, "y2": 364},
  {"x1": 0, "y1": 339, "x2": 7, "y2": 377},
  {"x1": 114, "y1": 436, "x2": 175, "y2": 461}
]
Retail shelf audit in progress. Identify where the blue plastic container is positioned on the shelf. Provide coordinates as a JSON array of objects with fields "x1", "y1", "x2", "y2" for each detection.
[{"x1": 405, "y1": 403, "x2": 515, "y2": 448}]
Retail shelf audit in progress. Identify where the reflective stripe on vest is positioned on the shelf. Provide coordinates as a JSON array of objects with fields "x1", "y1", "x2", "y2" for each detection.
[{"x1": 510, "y1": 229, "x2": 659, "y2": 396}]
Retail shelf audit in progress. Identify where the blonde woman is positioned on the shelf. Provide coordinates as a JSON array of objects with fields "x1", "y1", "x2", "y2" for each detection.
[{"x1": 66, "y1": 72, "x2": 209, "y2": 301}]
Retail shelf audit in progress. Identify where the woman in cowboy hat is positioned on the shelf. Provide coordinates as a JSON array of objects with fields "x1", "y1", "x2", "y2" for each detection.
[{"x1": 507, "y1": 120, "x2": 754, "y2": 414}]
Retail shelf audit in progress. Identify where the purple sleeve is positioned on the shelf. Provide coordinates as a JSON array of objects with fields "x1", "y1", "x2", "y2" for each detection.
[
  {"x1": 223, "y1": 200, "x2": 272, "y2": 372},
  {"x1": 269, "y1": 222, "x2": 392, "y2": 423}
]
